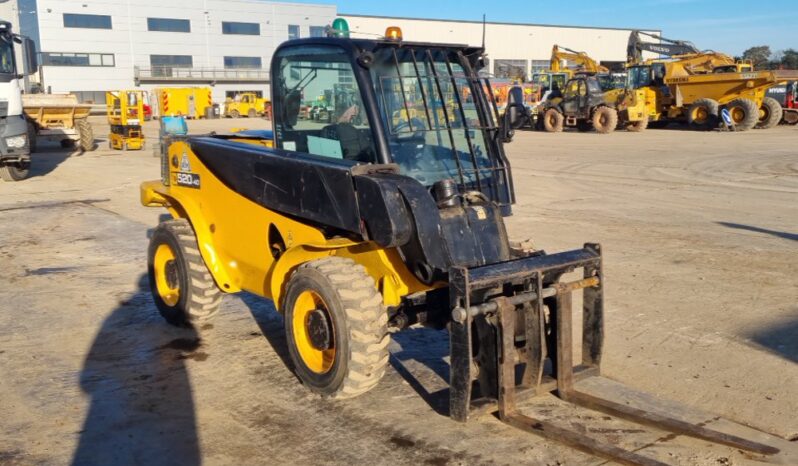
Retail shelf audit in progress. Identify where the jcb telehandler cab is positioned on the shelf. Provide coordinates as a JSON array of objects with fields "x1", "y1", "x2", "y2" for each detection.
[
  {"x1": 140, "y1": 22, "x2": 779, "y2": 465},
  {"x1": 540, "y1": 75, "x2": 620, "y2": 133}
]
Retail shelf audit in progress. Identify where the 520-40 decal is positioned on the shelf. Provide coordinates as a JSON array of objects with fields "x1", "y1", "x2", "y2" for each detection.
[{"x1": 175, "y1": 172, "x2": 201, "y2": 188}]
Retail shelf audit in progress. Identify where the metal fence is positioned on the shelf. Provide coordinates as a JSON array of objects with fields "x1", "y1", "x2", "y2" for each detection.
[{"x1": 134, "y1": 66, "x2": 270, "y2": 83}]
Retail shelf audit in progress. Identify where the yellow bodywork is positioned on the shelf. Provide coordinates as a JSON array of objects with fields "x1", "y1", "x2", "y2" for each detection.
[
  {"x1": 225, "y1": 93, "x2": 270, "y2": 118},
  {"x1": 550, "y1": 45, "x2": 608, "y2": 75},
  {"x1": 604, "y1": 88, "x2": 651, "y2": 123},
  {"x1": 154, "y1": 87, "x2": 213, "y2": 119},
  {"x1": 107, "y1": 90, "x2": 145, "y2": 150},
  {"x1": 141, "y1": 138, "x2": 432, "y2": 311}
]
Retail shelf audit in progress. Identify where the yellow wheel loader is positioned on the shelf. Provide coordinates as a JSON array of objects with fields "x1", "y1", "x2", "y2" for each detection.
[{"x1": 140, "y1": 22, "x2": 780, "y2": 465}]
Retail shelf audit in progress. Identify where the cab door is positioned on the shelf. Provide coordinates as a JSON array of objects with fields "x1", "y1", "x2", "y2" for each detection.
[{"x1": 561, "y1": 79, "x2": 582, "y2": 115}]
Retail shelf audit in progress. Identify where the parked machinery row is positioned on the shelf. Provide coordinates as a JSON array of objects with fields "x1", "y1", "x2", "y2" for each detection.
[{"x1": 501, "y1": 31, "x2": 798, "y2": 134}]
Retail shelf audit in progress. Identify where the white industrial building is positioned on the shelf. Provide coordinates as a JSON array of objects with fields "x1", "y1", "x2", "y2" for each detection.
[
  {"x1": 0, "y1": 0, "x2": 660, "y2": 106},
  {"x1": 341, "y1": 15, "x2": 660, "y2": 78}
]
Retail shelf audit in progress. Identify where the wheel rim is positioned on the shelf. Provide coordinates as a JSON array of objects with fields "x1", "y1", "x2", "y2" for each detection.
[
  {"x1": 693, "y1": 106, "x2": 708, "y2": 124},
  {"x1": 731, "y1": 107, "x2": 746, "y2": 123},
  {"x1": 599, "y1": 114, "x2": 608, "y2": 126},
  {"x1": 293, "y1": 290, "x2": 336, "y2": 374},
  {"x1": 759, "y1": 106, "x2": 769, "y2": 122},
  {"x1": 154, "y1": 243, "x2": 180, "y2": 306}
]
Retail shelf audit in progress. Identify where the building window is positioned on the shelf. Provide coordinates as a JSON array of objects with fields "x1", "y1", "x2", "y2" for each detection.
[
  {"x1": 309, "y1": 26, "x2": 325, "y2": 38},
  {"x1": 288, "y1": 24, "x2": 299, "y2": 40},
  {"x1": 222, "y1": 21, "x2": 260, "y2": 35},
  {"x1": 147, "y1": 18, "x2": 191, "y2": 33},
  {"x1": 150, "y1": 55, "x2": 193, "y2": 77},
  {"x1": 42, "y1": 52, "x2": 115, "y2": 67},
  {"x1": 224, "y1": 56, "x2": 262, "y2": 69},
  {"x1": 494, "y1": 59, "x2": 527, "y2": 80},
  {"x1": 63, "y1": 13, "x2": 112, "y2": 29},
  {"x1": 71, "y1": 91, "x2": 108, "y2": 105},
  {"x1": 530, "y1": 60, "x2": 549, "y2": 73}
]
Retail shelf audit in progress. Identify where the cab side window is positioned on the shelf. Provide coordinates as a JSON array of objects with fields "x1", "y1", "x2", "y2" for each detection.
[
  {"x1": 565, "y1": 80, "x2": 580, "y2": 98},
  {"x1": 272, "y1": 45, "x2": 377, "y2": 164}
]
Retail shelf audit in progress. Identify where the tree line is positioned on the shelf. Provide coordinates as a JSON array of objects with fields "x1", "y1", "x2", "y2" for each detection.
[{"x1": 739, "y1": 46, "x2": 798, "y2": 69}]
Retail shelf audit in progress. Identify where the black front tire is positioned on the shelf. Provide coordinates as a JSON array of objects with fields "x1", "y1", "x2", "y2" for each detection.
[
  {"x1": 726, "y1": 98, "x2": 759, "y2": 131},
  {"x1": 284, "y1": 257, "x2": 389, "y2": 399},
  {"x1": 0, "y1": 161, "x2": 30, "y2": 182},
  {"x1": 592, "y1": 106, "x2": 618, "y2": 134},
  {"x1": 687, "y1": 98, "x2": 719, "y2": 130},
  {"x1": 147, "y1": 219, "x2": 222, "y2": 327},
  {"x1": 756, "y1": 97, "x2": 783, "y2": 129}
]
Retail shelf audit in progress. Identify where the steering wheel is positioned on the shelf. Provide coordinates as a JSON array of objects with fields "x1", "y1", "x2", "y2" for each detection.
[{"x1": 393, "y1": 117, "x2": 426, "y2": 141}]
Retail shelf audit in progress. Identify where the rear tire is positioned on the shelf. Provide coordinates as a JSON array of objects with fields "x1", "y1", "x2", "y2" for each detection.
[
  {"x1": 0, "y1": 161, "x2": 30, "y2": 182},
  {"x1": 77, "y1": 119, "x2": 94, "y2": 152},
  {"x1": 756, "y1": 97, "x2": 783, "y2": 129},
  {"x1": 147, "y1": 219, "x2": 222, "y2": 327},
  {"x1": 726, "y1": 98, "x2": 759, "y2": 131},
  {"x1": 687, "y1": 98, "x2": 719, "y2": 130},
  {"x1": 284, "y1": 257, "x2": 389, "y2": 399},
  {"x1": 247, "y1": 108, "x2": 257, "y2": 118},
  {"x1": 627, "y1": 115, "x2": 649, "y2": 132},
  {"x1": 542, "y1": 108, "x2": 564, "y2": 132},
  {"x1": 592, "y1": 106, "x2": 618, "y2": 134}
]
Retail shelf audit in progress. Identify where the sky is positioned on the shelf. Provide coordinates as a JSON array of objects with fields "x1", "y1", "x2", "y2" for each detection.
[{"x1": 291, "y1": 0, "x2": 797, "y2": 57}]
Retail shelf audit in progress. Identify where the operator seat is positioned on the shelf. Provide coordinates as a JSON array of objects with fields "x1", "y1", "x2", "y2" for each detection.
[{"x1": 320, "y1": 123, "x2": 374, "y2": 163}]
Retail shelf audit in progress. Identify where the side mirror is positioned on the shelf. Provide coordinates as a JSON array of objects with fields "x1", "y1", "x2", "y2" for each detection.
[
  {"x1": 23, "y1": 37, "x2": 38, "y2": 75},
  {"x1": 283, "y1": 89, "x2": 301, "y2": 127},
  {"x1": 506, "y1": 86, "x2": 524, "y2": 128}
]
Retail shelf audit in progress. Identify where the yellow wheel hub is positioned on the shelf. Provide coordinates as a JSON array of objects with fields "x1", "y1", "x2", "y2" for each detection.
[
  {"x1": 154, "y1": 243, "x2": 180, "y2": 307},
  {"x1": 693, "y1": 107, "x2": 708, "y2": 123},
  {"x1": 731, "y1": 107, "x2": 745, "y2": 123},
  {"x1": 293, "y1": 290, "x2": 336, "y2": 374}
]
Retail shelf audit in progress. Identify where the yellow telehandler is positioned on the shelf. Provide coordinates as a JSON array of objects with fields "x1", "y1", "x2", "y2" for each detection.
[
  {"x1": 538, "y1": 46, "x2": 650, "y2": 132},
  {"x1": 140, "y1": 21, "x2": 780, "y2": 465}
]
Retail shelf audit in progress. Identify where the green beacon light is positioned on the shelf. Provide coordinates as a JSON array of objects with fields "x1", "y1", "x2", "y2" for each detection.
[{"x1": 330, "y1": 18, "x2": 350, "y2": 38}]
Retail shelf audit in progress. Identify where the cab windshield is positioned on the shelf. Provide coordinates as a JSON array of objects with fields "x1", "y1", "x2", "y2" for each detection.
[
  {"x1": 369, "y1": 46, "x2": 506, "y2": 199},
  {"x1": 627, "y1": 66, "x2": 652, "y2": 89},
  {"x1": 0, "y1": 36, "x2": 16, "y2": 75}
]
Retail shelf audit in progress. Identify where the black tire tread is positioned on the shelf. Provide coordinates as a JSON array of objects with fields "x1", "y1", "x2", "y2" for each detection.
[
  {"x1": 727, "y1": 98, "x2": 759, "y2": 131},
  {"x1": 627, "y1": 115, "x2": 649, "y2": 132},
  {"x1": 543, "y1": 108, "x2": 564, "y2": 132},
  {"x1": 687, "y1": 98, "x2": 719, "y2": 130},
  {"x1": 756, "y1": 96, "x2": 783, "y2": 129},
  {"x1": 295, "y1": 257, "x2": 389, "y2": 398},
  {"x1": 592, "y1": 106, "x2": 618, "y2": 134},
  {"x1": 154, "y1": 219, "x2": 222, "y2": 324},
  {"x1": 76, "y1": 118, "x2": 94, "y2": 152},
  {"x1": 0, "y1": 161, "x2": 30, "y2": 182}
]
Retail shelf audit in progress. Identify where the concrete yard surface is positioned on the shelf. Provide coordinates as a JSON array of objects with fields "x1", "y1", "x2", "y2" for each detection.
[{"x1": 1, "y1": 117, "x2": 796, "y2": 465}]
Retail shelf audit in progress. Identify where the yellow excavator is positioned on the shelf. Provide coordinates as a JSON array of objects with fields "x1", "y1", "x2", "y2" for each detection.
[{"x1": 140, "y1": 21, "x2": 782, "y2": 465}]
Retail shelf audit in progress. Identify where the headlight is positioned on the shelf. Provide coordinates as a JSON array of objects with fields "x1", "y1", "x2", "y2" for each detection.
[{"x1": 6, "y1": 135, "x2": 27, "y2": 148}]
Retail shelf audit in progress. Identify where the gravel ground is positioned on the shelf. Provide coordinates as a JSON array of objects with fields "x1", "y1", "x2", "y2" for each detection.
[{"x1": 0, "y1": 116, "x2": 796, "y2": 465}]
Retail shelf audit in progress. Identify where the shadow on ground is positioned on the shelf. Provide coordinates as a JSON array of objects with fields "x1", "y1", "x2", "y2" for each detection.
[
  {"x1": 717, "y1": 221, "x2": 798, "y2": 242},
  {"x1": 744, "y1": 313, "x2": 798, "y2": 364},
  {"x1": 27, "y1": 144, "x2": 76, "y2": 179},
  {"x1": 72, "y1": 275, "x2": 202, "y2": 466},
  {"x1": 237, "y1": 291, "x2": 454, "y2": 417}
]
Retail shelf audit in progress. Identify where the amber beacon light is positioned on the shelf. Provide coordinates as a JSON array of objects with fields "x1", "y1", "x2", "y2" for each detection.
[{"x1": 384, "y1": 26, "x2": 402, "y2": 41}]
